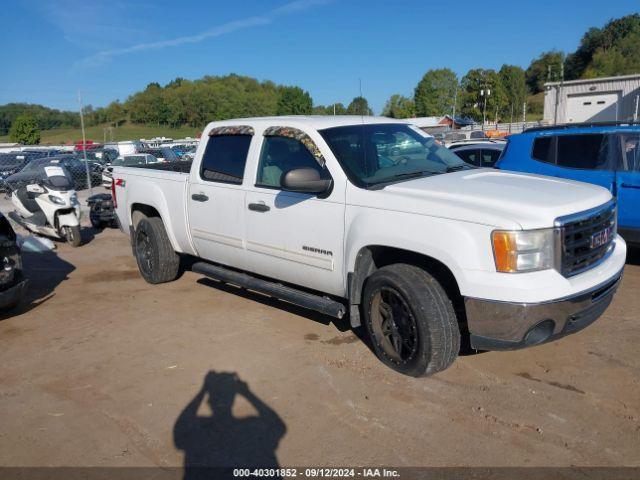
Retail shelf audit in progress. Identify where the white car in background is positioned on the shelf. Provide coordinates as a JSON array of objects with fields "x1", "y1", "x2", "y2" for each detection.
[{"x1": 102, "y1": 154, "x2": 159, "y2": 188}]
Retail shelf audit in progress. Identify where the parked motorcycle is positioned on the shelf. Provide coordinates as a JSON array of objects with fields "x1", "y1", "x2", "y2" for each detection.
[{"x1": 7, "y1": 164, "x2": 83, "y2": 247}]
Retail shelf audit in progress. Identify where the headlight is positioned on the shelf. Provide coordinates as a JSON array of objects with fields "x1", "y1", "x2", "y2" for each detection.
[
  {"x1": 492, "y1": 229, "x2": 555, "y2": 273},
  {"x1": 48, "y1": 195, "x2": 66, "y2": 205}
]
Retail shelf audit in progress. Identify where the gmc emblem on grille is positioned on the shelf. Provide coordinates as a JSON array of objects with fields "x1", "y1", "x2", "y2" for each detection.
[{"x1": 590, "y1": 226, "x2": 613, "y2": 249}]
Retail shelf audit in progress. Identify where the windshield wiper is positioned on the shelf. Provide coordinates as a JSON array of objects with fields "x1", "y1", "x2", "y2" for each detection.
[{"x1": 389, "y1": 170, "x2": 439, "y2": 180}]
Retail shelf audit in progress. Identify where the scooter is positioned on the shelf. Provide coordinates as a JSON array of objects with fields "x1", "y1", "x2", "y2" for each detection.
[{"x1": 7, "y1": 165, "x2": 82, "y2": 247}]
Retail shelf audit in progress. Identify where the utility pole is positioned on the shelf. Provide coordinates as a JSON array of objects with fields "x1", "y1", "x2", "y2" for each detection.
[
  {"x1": 509, "y1": 103, "x2": 514, "y2": 133},
  {"x1": 553, "y1": 62, "x2": 565, "y2": 125},
  {"x1": 481, "y1": 88, "x2": 490, "y2": 131},
  {"x1": 78, "y1": 91, "x2": 92, "y2": 196},
  {"x1": 522, "y1": 102, "x2": 527, "y2": 123},
  {"x1": 452, "y1": 85, "x2": 458, "y2": 131},
  {"x1": 634, "y1": 94, "x2": 639, "y2": 122}
]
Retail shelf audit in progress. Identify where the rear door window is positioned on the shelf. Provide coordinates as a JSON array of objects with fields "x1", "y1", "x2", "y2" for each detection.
[
  {"x1": 200, "y1": 135, "x2": 252, "y2": 184},
  {"x1": 556, "y1": 134, "x2": 609, "y2": 170}
]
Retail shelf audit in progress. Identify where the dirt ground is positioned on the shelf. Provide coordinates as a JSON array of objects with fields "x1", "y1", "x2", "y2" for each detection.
[{"x1": 0, "y1": 221, "x2": 639, "y2": 469}]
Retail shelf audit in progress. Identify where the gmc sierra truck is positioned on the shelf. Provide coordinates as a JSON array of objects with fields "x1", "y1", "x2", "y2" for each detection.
[{"x1": 112, "y1": 116, "x2": 626, "y2": 377}]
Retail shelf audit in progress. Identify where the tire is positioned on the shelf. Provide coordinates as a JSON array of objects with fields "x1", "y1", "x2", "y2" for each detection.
[
  {"x1": 64, "y1": 225, "x2": 82, "y2": 247},
  {"x1": 134, "y1": 217, "x2": 180, "y2": 284},
  {"x1": 362, "y1": 264, "x2": 460, "y2": 377}
]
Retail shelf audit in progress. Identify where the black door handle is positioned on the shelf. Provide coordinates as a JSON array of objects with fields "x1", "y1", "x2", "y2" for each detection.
[
  {"x1": 248, "y1": 202, "x2": 270, "y2": 212},
  {"x1": 191, "y1": 193, "x2": 209, "y2": 202},
  {"x1": 621, "y1": 183, "x2": 640, "y2": 189}
]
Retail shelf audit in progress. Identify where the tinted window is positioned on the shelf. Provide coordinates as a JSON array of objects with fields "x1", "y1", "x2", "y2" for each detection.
[
  {"x1": 620, "y1": 133, "x2": 640, "y2": 172},
  {"x1": 480, "y1": 149, "x2": 502, "y2": 167},
  {"x1": 453, "y1": 149, "x2": 478, "y2": 166},
  {"x1": 556, "y1": 134, "x2": 608, "y2": 170},
  {"x1": 200, "y1": 135, "x2": 252, "y2": 184},
  {"x1": 257, "y1": 136, "x2": 328, "y2": 188},
  {"x1": 532, "y1": 136, "x2": 554, "y2": 163}
]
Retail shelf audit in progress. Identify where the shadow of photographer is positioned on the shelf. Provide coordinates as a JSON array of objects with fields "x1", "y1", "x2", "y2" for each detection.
[{"x1": 174, "y1": 371, "x2": 286, "y2": 478}]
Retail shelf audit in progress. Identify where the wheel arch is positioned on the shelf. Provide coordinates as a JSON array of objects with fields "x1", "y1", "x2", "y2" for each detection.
[
  {"x1": 131, "y1": 203, "x2": 161, "y2": 228},
  {"x1": 347, "y1": 245, "x2": 466, "y2": 330},
  {"x1": 129, "y1": 202, "x2": 182, "y2": 254}
]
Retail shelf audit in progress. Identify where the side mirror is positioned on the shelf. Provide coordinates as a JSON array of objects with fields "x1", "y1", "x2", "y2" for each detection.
[{"x1": 281, "y1": 167, "x2": 332, "y2": 195}]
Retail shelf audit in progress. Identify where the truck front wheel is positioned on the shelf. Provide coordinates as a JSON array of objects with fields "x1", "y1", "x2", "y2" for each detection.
[
  {"x1": 134, "y1": 217, "x2": 180, "y2": 284},
  {"x1": 362, "y1": 264, "x2": 460, "y2": 377}
]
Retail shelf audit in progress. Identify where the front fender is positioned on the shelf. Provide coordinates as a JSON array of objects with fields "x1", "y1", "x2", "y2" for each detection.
[
  {"x1": 344, "y1": 207, "x2": 496, "y2": 298},
  {"x1": 57, "y1": 212, "x2": 80, "y2": 228}
]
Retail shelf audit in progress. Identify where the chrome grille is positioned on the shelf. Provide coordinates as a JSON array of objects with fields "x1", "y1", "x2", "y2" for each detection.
[{"x1": 555, "y1": 200, "x2": 616, "y2": 277}]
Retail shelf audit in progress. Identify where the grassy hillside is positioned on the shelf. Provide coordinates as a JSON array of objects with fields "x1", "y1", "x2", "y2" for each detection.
[{"x1": 0, "y1": 122, "x2": 201, "y2": 145}]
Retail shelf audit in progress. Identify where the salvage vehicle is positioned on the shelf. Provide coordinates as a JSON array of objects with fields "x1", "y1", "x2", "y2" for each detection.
[
  {"x1": 102, "y1": 154, "x2": 160, "y2": 188},
  {"x1": 497, "y1": 123, "x2": 640, "y2": 246},
  {"x1": 112, "y1": 116, "x2": 626, "y2": 377},
  {"x1": 7, "y1": 161, "x2": 82, "y2": 247},
  {"x1": 0, "y1": 213, "x2": 27, "y2": 311}
]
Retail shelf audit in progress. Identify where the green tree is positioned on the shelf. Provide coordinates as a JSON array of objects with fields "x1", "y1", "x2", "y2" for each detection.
[
  {"x1": 583, "y1": 31, "x2": 640, "y2": 78},
  {"x1": 414, "y1": 68, "x2": 458, "y2": 117},
  {"x1": 526, "y1": 50, "x2": 565, "y2": 93},
  {"x1": 277, "y1": 86, "x2": 313, "y2": 115},
  {"x1": 565, "y1": 14, "x2": 640, "y2": 79},
  {"x1": 9, "y1": 114, "x2": 40, "y2": 144},
  {"x1": 346, "y1": 96, "x2": 373, "y2": 115},
  {"x1": 459, "y1": 68, "x2": 507, "y2": 122},
  {"x1": 382, "y1": 94, "x2": 415, "y2": 118},
  {"x1": 498, "y1": 65, "x2": 527, "y2": 120}
]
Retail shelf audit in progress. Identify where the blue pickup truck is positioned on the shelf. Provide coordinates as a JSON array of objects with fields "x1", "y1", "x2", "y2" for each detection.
[{"x1": 497, "y1": 123, "x2": 640, "y2": 245}]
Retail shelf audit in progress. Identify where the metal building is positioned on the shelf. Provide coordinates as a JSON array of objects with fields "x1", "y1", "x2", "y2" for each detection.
[{"x1": 544, "y1": 73, "x2": 640, "y2": 124}]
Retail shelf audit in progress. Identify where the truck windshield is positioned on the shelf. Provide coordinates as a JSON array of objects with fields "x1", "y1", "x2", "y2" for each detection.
[{"x1": 319, "y1": 123, "x2": 469, "y2": 188}]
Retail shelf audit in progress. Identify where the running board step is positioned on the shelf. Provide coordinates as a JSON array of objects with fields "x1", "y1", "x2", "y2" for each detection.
[{"x1": 192, "y1": 261, "x2": 346, "y2": 319}]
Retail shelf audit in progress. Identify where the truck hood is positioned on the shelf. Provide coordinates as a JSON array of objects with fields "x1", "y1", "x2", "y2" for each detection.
[{"x1": 354, "y1": 169, "x2": 613, "y2": 230}]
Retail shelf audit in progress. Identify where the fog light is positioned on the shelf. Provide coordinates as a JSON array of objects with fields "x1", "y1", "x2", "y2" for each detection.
[{"x1": 524, "y1": 320, "x2": 555, "y2": 346}]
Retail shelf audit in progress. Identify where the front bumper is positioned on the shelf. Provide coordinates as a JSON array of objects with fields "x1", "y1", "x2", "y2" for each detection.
[{"x1": 465, "y1": 269, "x2": 623, "y2": 350}]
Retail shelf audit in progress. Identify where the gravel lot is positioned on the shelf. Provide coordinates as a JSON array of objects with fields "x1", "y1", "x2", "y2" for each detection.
[{"x1": 0, "y1": 214, "x2": 638, "y2": 469}]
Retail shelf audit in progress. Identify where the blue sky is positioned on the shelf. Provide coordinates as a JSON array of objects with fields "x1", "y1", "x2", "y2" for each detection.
[{"x1": 1, "y1": 0, "x2": 638, "y2": 114}]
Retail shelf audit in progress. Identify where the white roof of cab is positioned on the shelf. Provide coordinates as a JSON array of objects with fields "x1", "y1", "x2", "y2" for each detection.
[{"x1": 205, "y1": 115, "x2": 409, "y2": 132}]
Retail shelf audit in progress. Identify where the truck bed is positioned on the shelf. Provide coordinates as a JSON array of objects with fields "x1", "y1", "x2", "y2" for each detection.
[
  {"x1": 133, "y1": 160, "x2": 193, "y2": 174},
  {"x1": 112, "y1": 160, "x2": 195, "y2": 256}
]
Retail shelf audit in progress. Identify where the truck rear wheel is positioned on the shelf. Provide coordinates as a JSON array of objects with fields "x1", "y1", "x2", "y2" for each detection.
[
  {"x1": 134, "y1": 217, "x2": 180, "y2": 284},
  {"x1": 362, "y1": 264, "x2": 460, "y2": 377}
]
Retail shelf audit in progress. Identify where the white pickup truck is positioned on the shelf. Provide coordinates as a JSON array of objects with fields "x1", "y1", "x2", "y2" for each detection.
[{"x1": 113, "y1": 116, "x2": 626, "y2": 377}]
